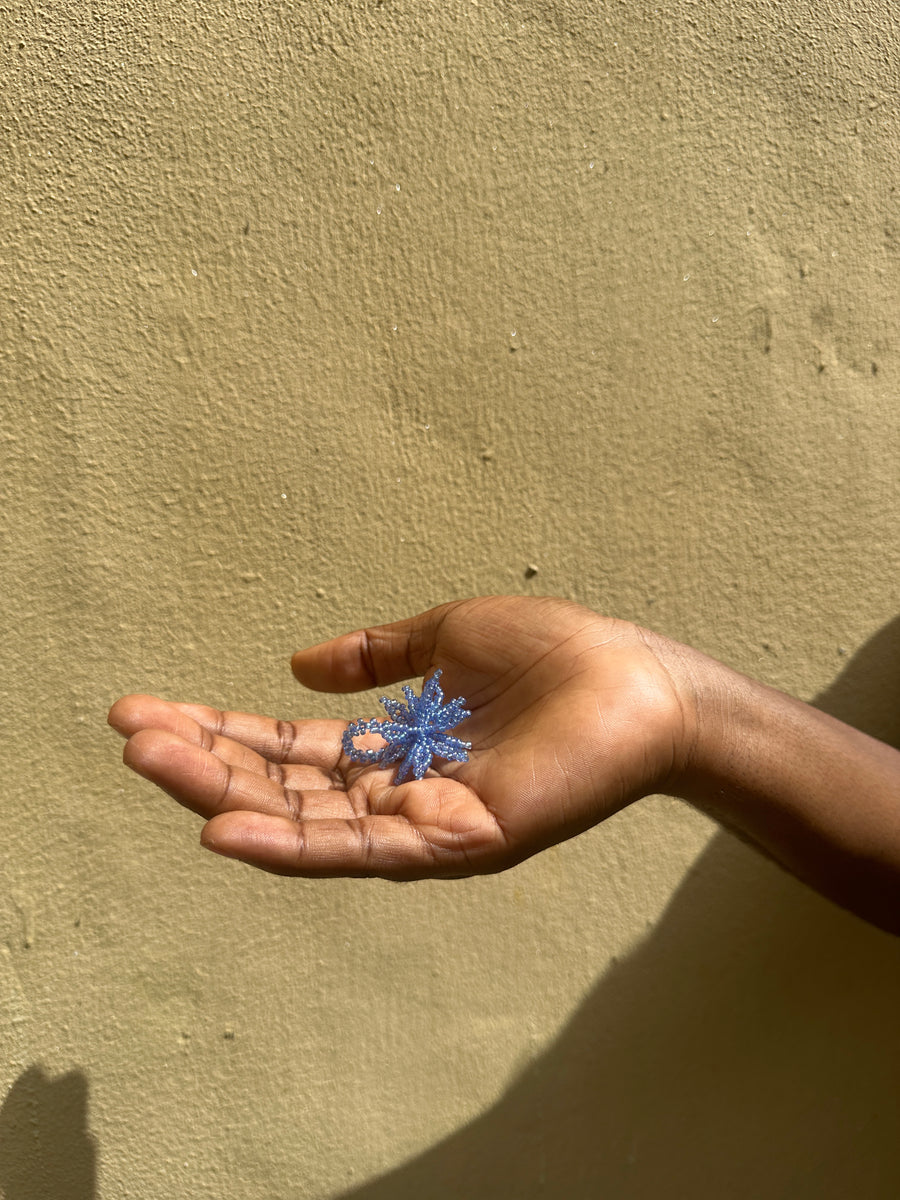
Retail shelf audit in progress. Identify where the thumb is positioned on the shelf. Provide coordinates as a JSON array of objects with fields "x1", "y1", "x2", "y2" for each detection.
[{"x1": 291, "y1": 602, "x2": 460, "y2": 693}]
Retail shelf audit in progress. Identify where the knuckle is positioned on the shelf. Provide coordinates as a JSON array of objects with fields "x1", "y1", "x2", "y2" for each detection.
[
  {"x1": 274, "y1": 719, "x2": 297, "y2": 762},
  {"x1": 265, "y1": 759, "x2": 286, "y2": 785},
  {"x1": 218, "y1": 761, "x2": 235, "y2": 806},
  {"x1": 283, "y1": 788, "x2": 303, "y2": 821},
  {"x1": 358, "y1": 630, "x2": 379, "y2": 688}
]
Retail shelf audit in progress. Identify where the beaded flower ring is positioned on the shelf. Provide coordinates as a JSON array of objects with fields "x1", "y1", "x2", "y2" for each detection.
[{"x1": 342, "y1": 669, "x2": 472, "y2": 783}]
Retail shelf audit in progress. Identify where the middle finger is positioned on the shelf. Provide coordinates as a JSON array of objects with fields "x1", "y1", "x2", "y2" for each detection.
[{"x1": 124, "y1": 730, "x2": 363, "y2": 822}]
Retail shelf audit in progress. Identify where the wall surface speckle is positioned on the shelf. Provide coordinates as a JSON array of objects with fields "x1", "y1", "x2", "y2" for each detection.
[{"x1": 2, "y1": 2, "x2": 899, "y2": 1197}]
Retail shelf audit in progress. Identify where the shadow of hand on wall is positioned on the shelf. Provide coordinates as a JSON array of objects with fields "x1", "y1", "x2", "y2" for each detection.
[
  {"x1": 336, "y1": 618, "x2": 900, "y2": 1200},
  {"x1": 0, "y1": 1066, "x2": 96, "y2": 1200}
]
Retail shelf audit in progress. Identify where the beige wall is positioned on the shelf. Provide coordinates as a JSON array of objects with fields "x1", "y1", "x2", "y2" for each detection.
[{"x1": 2, "y1": 2, "x2": 899, "y2": 1196}]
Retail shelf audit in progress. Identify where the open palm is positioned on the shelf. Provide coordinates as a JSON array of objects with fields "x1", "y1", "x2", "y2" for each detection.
[{"x1": 109, "y1": 596, "x2": 688, "y2": 878}]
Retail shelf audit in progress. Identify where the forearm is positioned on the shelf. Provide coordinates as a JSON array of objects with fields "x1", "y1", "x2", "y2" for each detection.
[{"x1": 657, "y1": 640, "x2": 900, "y2": 936}]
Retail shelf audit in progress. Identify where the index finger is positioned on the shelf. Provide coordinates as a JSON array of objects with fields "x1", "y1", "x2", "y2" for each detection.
[
  {"x1": 172, "y1": 702, "x2": 348, "y2": 769},
  {"x1": 110, "y1": 694, "x2": 346, "y2": 769}
]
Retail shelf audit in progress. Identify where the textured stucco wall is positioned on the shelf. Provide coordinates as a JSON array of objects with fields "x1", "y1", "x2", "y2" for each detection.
[{"x1": 2, "y1": 2, "x2": 899, "y2": 1196}]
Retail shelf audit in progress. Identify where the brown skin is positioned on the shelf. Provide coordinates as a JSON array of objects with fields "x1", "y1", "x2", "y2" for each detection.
[{"x1": 108, "y1": 595, "x2": 900, "y2": 935}]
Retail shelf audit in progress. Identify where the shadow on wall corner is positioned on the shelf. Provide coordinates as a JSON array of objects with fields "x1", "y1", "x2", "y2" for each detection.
[
  {"x1": 813, "y1": 614, "x2": 900, "y2": 749},
  {"x1": 0, "y1": 1066, "x2": 96, "y2": 1200},
  {"x1": 336, "y1": 616, "x2": 900, "y2": 1200}
]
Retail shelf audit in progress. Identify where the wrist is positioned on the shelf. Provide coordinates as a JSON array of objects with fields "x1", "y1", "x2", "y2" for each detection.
[
  {"x1": 635, "y1": 625, "x2": 744, "y2": 805},
  {"x1": 638, "y1": 624, "x2": 900, "y2": 934}
]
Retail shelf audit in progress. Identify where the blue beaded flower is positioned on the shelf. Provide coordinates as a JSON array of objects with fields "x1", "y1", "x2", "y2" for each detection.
[{"x1": 342, "y1": 669, "x2": 472, "y2": 783}]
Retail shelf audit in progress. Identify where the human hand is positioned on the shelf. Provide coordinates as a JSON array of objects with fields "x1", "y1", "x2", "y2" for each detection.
[{"x1": 108, "y1": 596, "x2": 694, "y2": 879}]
